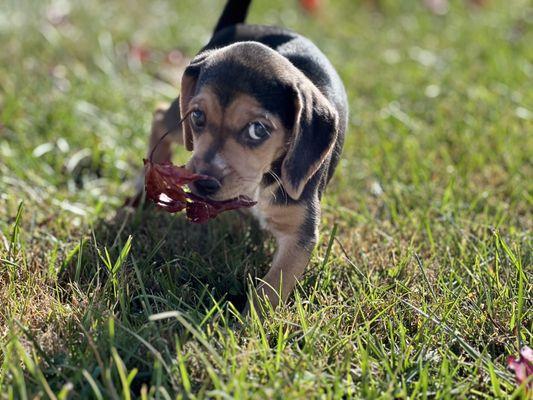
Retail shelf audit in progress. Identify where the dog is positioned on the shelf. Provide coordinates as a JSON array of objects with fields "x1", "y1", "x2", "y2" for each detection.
[{"x1": 146, "y1": 0, "x2": 348, "y2": 313}]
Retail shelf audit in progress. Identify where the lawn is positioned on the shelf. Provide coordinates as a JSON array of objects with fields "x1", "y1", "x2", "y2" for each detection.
[{"x1": 0, "y1": 0, "x2": 531, "y2": 398}]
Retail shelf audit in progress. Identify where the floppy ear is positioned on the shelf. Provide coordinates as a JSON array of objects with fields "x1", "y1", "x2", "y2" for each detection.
[
  {"x1": 179, "y1": 52, "x2": 212, "y2": 151},
  {"x1": 281, "y1": 83, "x2": 339, "y2": 200}
]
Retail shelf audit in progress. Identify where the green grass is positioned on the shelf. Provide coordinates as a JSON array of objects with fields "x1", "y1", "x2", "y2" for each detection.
[{"x1": 1, "y1": 0, "x2": 532, "y2": 398}]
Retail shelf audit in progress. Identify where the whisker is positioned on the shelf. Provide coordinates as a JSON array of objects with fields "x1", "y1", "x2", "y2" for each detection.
[
  {"x1": 267, "y1": 169, "x2": 287, "y2": 204},
  {"x1": 238, "y1": 177, "x2": 259, "y2": 183}
]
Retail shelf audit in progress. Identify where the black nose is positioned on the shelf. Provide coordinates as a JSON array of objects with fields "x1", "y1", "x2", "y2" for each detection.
[{"x1": 193, "y1": 178, "x2": 221, "y2": 196}]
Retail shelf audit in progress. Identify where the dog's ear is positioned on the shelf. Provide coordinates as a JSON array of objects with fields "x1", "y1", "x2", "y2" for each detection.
[
  {"x1": 281, "y1": 83, "x2": 339, "y2": 200},
  {"x1": 179, "y1": 52, "x2": 212, "y2": 151}
]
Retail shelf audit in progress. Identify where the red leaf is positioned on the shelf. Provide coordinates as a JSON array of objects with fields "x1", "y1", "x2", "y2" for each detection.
[
  {"x1": 129, "y1": 44, "x2": 152, "y2": 64},
  {"x1": 143, "y1": 159, "x2": 256, "y2": 223},
  {"x1": 299, "y1": 0, "x2": 321, "y2": 13},
  {"x1": 507, "y1": 346, "x2": 533, "y2": 390}
]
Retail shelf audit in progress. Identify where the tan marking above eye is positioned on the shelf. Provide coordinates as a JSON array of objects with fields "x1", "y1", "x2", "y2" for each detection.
[
  {"x1": 223, "y1": 94, "x2": 276, "y2": 131},
  {"x1": 187, "y1": 87, "x2": 224, "y2": 130},
  {"x1": 187, "y1": 89, "x2": 278, "y2": 136}
]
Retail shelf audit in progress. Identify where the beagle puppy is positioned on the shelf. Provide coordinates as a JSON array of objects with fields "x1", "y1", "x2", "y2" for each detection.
[{"x1": 147, "y1": 0, "x2": 348, "y2": 312}]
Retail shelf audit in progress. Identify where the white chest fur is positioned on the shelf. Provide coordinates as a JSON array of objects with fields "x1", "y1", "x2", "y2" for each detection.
[{"x1": 250, "y1": 186, "x2": 271, "y2": 230}]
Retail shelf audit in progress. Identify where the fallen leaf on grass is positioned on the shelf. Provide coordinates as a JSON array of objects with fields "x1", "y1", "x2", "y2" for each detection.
[
  {"x1": 144, "y1": 159, "x2": 256, "y2": 223},
  {"x1": 507, "y1": 346, "x2": 533, "y2": 390},
  {"x1": 129, "y1": 43, "x2": 152, "y2": 64},
  {"x1": 299, "y1": 0, "x2": 321, "y2": 13}
]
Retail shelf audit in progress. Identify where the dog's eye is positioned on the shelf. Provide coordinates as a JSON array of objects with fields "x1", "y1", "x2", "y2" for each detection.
[
  {"x1": 246, "y1": 122, "x2": 270, "y2": 141},
  {"x1": 190, "y1": 110, "x2": 206, "y2": 129}
]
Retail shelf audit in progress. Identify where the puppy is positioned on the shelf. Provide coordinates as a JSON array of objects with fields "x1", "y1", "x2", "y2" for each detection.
[{"x1": 147, "y1": 0, "x2": 348, "y2": 312}]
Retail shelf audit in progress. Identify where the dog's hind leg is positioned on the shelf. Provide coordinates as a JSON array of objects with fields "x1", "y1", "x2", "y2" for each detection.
[
  {"x1": 130, "y1": 98, "x2": 184, "y2": 203},
  {"x1": 147, "y1": 97, "x2": 183, "y2": 163}
]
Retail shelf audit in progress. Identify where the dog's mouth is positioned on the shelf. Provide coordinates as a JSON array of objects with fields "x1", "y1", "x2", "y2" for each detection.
[
  {"x1": 189, "y1": 177, "x2": 259, "y2": 203},
  {"x1": 188, "y1": 183, "x2": 253, "y2": 203},
  {"x1": 188, "y1": 191, "x2": 255, "y2": 206},
  {"x1": 193, "y1": 191, "x2": 254, "y2": 204}
]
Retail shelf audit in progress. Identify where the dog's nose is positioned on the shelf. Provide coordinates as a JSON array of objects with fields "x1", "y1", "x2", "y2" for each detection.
[{"x1": 193, "y1": 178, "x2": 221, "y2": 196}]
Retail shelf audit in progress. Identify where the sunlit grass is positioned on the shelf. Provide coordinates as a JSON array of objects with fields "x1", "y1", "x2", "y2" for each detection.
[{"x1": 0, "y1": 0, "x2": 531, "y2": 398}]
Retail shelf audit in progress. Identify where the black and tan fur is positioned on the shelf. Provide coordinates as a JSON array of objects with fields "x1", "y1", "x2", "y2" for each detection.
[{"x1": 146, "y1": 0, "x2": 348, "y2": 312}]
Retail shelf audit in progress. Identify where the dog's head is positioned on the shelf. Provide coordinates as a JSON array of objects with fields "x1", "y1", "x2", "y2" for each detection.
[{"x1": 180, "y1": 42, "x2": 338, "y2": 201}]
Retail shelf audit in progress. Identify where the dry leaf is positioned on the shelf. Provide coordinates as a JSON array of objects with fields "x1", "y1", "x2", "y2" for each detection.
[{"x1": 144, "y1": 159, "x2": 256, "y2": 223}]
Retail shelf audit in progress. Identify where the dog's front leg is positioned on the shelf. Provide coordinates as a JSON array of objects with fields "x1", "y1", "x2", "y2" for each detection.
[
  {"x1": 246, "y1": 202, "x2": 318, "y2": 315},
  {"x1": 257, "y1": 234, "x2": 315, "y2": 310}
]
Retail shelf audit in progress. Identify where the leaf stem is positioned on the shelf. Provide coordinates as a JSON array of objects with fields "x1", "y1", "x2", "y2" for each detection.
[{"x1": 148, "y1": 110, "x2": 192, "y2": 161}]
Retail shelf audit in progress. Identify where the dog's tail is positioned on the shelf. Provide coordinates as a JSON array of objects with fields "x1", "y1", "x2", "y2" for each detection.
[{"x1": 213, "y1": 0, "x2": 252, "y2": 34}]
